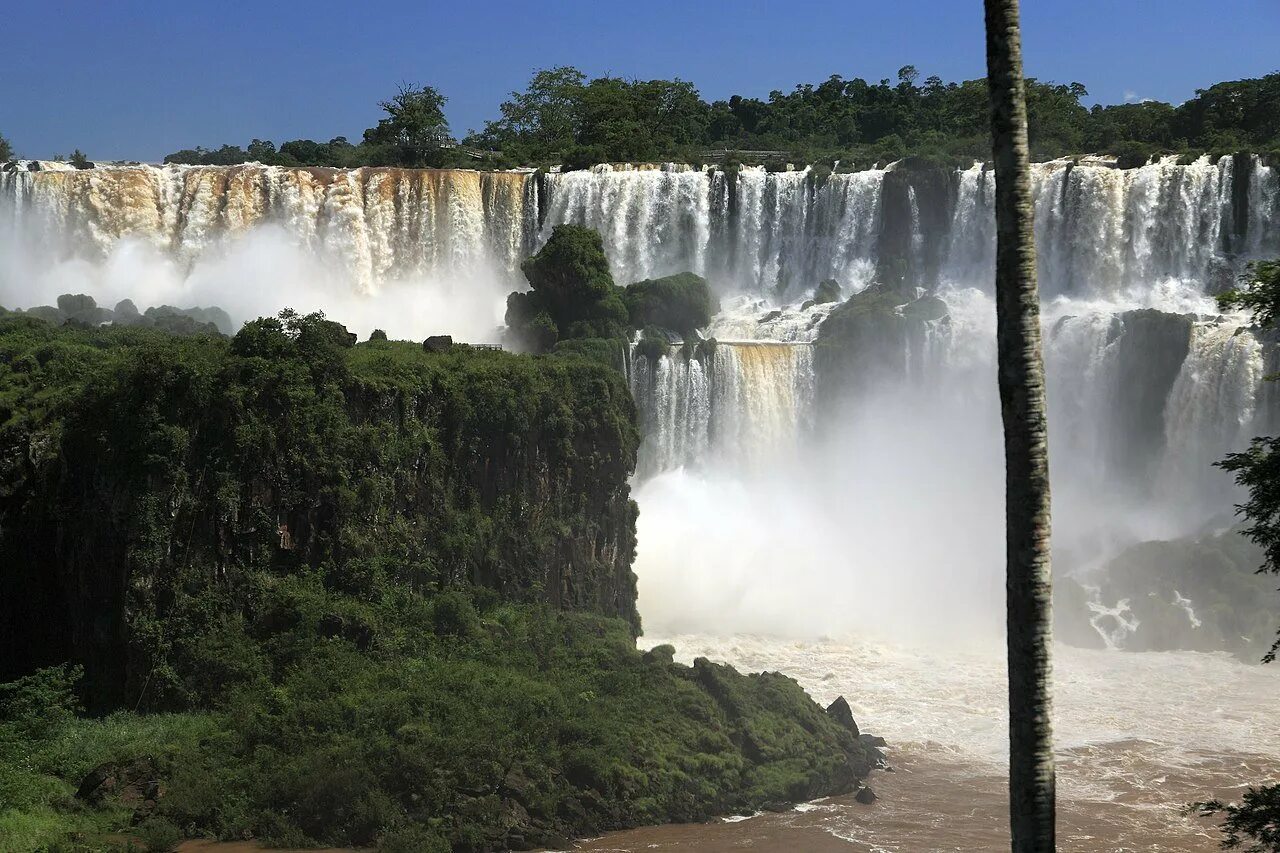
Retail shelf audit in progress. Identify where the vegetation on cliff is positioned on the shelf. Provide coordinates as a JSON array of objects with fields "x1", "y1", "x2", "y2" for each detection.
[
  {"x1": 156, "y1": 69, "x2": 1280, "y2": 170},
  {"x1": 506, "y1": 225, "x2": 630, "y2": 351},
  {"x1": 0, "y1": 311, "x2": 641, "y2": 701},
  {"x1": 0, "y1": 316, "x2": 875, "y2": 851},
  {"x1": 1, "y1": 586, "x2": 873, "y2": 852}
]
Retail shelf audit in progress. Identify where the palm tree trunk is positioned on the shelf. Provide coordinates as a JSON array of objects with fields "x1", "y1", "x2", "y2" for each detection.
[{"x1": 983, "y1": 0, "x2": 1056, "y2": 850}]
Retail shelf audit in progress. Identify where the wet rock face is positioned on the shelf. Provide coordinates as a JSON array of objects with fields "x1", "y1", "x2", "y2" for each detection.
[
  {"x1": 1107, "y1": 308, "x2": 1194, "y2": 481},
  {"x1": 813, "y1": 282, "x2": 948, "y2": 420}
]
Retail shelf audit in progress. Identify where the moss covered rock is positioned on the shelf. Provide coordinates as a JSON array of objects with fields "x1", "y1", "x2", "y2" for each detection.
[{"x1": 623, "y1": 272, "x2": 720, "y2": 337}]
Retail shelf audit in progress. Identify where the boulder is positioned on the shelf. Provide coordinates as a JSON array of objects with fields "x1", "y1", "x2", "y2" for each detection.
[
  {"x1": 75, "y1": 758, "x2": 159, "y2": 808},
  {"x1": 901, "y1": 294, "x2": 948, "y2": 321},
  {"x1": 423, "y1": 334, "x2": 454, "y2": 353},
  {"x1": 26, "y1": 305, "x2": 67, "y2": 325},
  {"x1": 642, "y1": 644, "x2": 676, "y2": 665},
  {"x1": 812, "y1": 278, "x2": 841, "y2": 304},
  {"x1": 858, "y1": 733, "x2": 887, "y2": 748},
  {"x1": 825, "y1": 696, "x2": 859, "y2": 737},
  {"x1": 57, "y1": 293, "x2": 111, "y2": 325},
  {"x1": 56, "y1": 293, "x2": 98, "y2": 316},
  {"x1": 855, "y1": 785, "x2": 877, "y2": 804}
]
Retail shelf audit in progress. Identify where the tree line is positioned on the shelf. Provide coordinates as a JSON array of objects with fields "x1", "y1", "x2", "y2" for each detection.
[
  {"x1": 3, "y1": 69, "x2": 1275, "y2": 170},
  {"x1": 161, "y1": 66, "x2": 1279, "y2": 170}
]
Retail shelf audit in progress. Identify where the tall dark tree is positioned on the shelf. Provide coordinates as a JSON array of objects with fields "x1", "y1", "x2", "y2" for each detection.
[
  {"x1": 984, "y1": 0, "x2": 1056, "y2": 849},
  {"x1": 363, "y1": 84, "x2": 453, "y2": 167},
  {"x1": 0, "y1": 133, "x2": 12, "y2": 161}
]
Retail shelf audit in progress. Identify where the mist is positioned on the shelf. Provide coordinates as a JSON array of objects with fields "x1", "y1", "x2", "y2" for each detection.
[
  {"x1": 0, "y1": 223, "x2": 515, "y2": 342},
  {"x1": 632, "y1": 281, "x2": 1260, "y2": 650}
]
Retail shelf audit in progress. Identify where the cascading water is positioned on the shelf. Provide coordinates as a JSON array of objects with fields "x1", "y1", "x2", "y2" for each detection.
[
  {"x1": 5, "y1": 155, "x2": 1276, "y2": 300},
  {"x1": 630, "y1": 340, "x2": 814, "y2": 476},
  {"x1": 1159, "y1": 319, "x2": 1266, "y2": 514},
  {"x1": 2, "y1": 163, "x2": 536, "y2": 292},
  {"x1": 940, "y1": 155, "x2": 1276, "y2": 297},
  {"x1": 538, "y1": 164, "x2": 712, "y2": 284},
  {"x1": 8, "y1": 156, "x2": 1272, "y2": 511}
]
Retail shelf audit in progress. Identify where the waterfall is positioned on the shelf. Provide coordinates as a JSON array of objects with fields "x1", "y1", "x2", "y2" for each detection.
[
  {"x1": 3, "y1": 155, "x2": 1277, "y2": 506},
  {"x1": 5, "y1": 155, "x2": 1275, "y2": 302},
  {"x1": 939, "y1": 155, "x2": 1279, "y2": 298},
  {"x1": 631, "y1": 349, "x2": 713, "y2": 478},
  {"x1": 0, "y1": 163, "x2": 536, "y2": 294},
  {"x1": 631, "y1": 341, "x2": 814, "y2": 475},
  {"x1": 1158, "y1": 319, "x2": 1265, "y2": 517},
  {"x1": 538, "y1": 164, "x2": 711, "y2": 284}
]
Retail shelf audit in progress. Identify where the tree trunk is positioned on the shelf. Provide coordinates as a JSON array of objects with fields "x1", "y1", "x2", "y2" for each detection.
[{"x1": 983, "y1": 0, "x2": 1056, "y2": 850}]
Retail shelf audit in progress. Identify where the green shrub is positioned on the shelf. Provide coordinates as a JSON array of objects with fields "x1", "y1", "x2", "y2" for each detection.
[{"x1": 622, "y1": 272, "x2": 719, "y2": 337}]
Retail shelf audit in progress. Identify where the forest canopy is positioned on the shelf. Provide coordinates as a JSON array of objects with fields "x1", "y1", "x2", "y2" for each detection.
[{"x1": 149, "y1": 68, "x2": 1280, "y2": 170}]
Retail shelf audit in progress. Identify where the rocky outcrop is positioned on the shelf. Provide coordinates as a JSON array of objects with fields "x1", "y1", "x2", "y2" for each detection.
[
  {"x1": 813, "y1": 283, "x2": 948, "y2": 418},
  {"x1": 3, "y1": 293, "x2": 232, "y2": 335},
  {"x1": 825, "y1": 695, "x2": 860, "y2": 737},
  {"x1": 1107, "y1": 308, "x2": 1194, "y2": 481},
  {"x1": 1054, "y1": 527, "x2": 1280, "y2": 659}
]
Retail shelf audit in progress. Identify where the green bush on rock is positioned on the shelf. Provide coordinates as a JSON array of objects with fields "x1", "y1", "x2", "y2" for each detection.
[
  {"x1": 506, "y1": 225, "x2": 629, "y2": 351},
  {"x1": 622, "y1": 272, "x2": 719, "y2": 338},
  {"x1": 506, "y1": 226, "x2": 717, "y2": 361}
]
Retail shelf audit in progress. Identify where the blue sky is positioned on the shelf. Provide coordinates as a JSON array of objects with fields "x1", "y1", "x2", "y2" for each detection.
[{"x1": 3, "y1": 0, "x2": 1277, "y2": 162}]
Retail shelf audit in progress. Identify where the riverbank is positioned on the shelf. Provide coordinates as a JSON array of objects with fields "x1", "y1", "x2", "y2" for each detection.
[{"x1": 588, "y1": 634, "x2": 1280, "y2": 851}]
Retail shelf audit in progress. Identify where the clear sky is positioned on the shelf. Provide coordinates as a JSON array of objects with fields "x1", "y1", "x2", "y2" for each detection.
[{"x1": 3, "y1": 0, "x2": 1277, "y2": 162}]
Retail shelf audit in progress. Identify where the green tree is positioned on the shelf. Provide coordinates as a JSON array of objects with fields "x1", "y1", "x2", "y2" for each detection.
[
  {"x1": 1217, "y1": 261, "x2": 1280, "y2": 328},
  {"x1": 478, "y1": 66, "x2": 587, "y2": 160},
  {"x1": 362, "y1": 84, "x2": 453, "y2": 167},
  {"x1": 505, "y1": 225, "x2": 628, "y2": 351},
  {"x1": 69, "y1": 149, "x2": 91, "y2": 169},
  {"x1": 0, "y1": 134, "x2": 12, "y2": 161},
  {"x1": 984, "y1": 0, "x2": 1056, "y2": 849}
]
